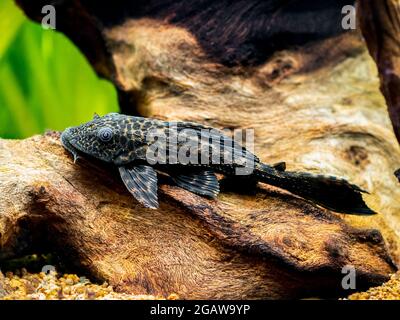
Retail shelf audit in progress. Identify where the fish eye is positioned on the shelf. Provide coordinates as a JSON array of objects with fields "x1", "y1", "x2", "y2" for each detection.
[{"x1": 97, "y1": 127, "x2": 113, "y2": 142}]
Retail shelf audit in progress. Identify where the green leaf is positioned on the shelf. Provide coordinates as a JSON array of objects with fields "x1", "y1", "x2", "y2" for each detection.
[
  {"x1": 0, "y1": 0, "x2": 25, "y2": 58},
  {"x1": 0, "y1": 0, "x2": 119, "y2": 139}
]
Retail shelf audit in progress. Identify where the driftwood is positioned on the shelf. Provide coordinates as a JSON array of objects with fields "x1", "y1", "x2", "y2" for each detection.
[
  {"x1": 2, "y1": 0, "x2": 399, "y2": 298},
  {"x1": 0, "y1": 133, "x2": 397, "y2": 299},
  {"x1": 359, "y1": 0, "x2": 400, "y2": 144}
]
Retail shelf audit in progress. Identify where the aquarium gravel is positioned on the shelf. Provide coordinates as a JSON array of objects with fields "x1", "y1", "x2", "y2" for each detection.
[
  {"x1": 347, "y1": 273, "x2": 400, "y2": 300},
  {"x1": 0, "y1": 270, "x2": 178, "y2": 300}
]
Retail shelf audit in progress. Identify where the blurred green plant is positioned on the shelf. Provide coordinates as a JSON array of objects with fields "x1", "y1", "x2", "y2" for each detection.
[{"x1": 0, "y1": 0, "x2": 119, "y2": 139}]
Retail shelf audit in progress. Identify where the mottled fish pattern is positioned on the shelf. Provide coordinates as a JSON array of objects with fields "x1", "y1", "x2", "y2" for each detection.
[{"x1": 61, "y1": 113, "x2": 375, "y2": 215}]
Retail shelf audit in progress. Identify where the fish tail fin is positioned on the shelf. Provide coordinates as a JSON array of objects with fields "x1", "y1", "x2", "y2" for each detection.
[{"x1": 255, "y1": 163, "x2": 376, "y2": 215}]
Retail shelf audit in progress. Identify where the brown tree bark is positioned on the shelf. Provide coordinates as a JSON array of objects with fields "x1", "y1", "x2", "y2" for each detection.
[{"x1": 2, "y1": 0, "x2": 399, "y2": 298}]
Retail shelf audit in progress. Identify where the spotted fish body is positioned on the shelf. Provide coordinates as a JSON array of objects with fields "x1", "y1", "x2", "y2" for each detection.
[{"x1": 61, "y1": 113, "x2": 375, "y2": 215}]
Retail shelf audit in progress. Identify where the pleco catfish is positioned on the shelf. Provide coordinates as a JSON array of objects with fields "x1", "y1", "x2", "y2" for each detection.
[{"x1": 61, "y1": 113, "x2": 375, "y2": 214}]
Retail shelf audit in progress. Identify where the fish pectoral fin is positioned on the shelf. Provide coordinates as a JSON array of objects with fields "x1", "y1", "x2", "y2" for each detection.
[
  {"x1": 172, "y1": 170, "x2": 219, "y2": 198},
  {"x1": 118, "y1": 165, "x2": 159, "y2": 209},
  {"x1": 272, "y1": 161, "x2": 286, "y2": 172}
]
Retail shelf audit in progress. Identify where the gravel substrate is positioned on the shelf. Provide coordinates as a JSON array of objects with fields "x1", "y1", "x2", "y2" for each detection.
[
  {"x1": 0, "y1": 270, "x2": 178, "y2": 300},
  {"x1": 347, "y1": 272, "x2": 400, "y2": 300}
]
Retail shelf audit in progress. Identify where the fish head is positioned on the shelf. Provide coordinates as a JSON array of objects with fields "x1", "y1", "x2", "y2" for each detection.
[{"x1": 60, "y1": 113, "x2": 130, "y2": 164}]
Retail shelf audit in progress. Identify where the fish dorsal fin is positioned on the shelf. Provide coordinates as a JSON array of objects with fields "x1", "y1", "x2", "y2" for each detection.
[
  {"x1": 118, "y1": 165, "x2": 159, "y2": 209},
  {"x1": 272, "y1": 161, "x2": 286, "y2": 172},
  {"x1": 172, "y1": 170, "x2": 219, "y2": 198}
]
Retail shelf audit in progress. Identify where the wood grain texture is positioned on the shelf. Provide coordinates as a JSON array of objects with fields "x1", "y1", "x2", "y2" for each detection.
[{"x1": 359, "y1": 0, "x2": 400, "y2": 144}]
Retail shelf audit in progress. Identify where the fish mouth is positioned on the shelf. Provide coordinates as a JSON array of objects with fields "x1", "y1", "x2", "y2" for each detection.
[{"x1": 60, "y1": 128, "x2": 82, "y2": 163}]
